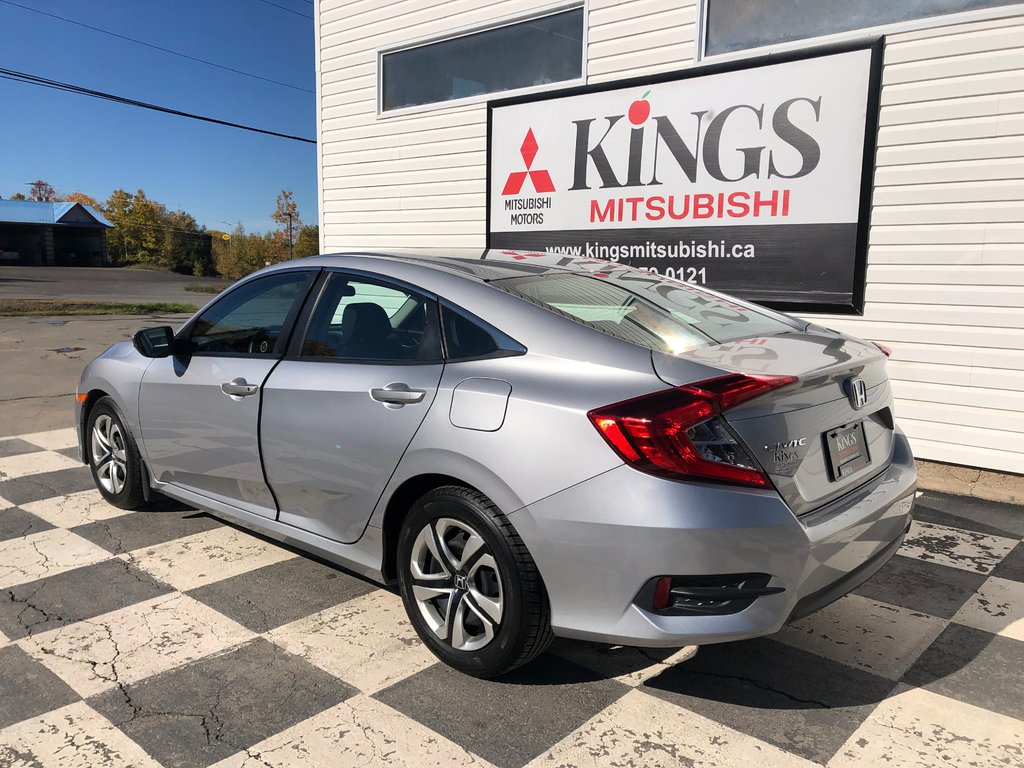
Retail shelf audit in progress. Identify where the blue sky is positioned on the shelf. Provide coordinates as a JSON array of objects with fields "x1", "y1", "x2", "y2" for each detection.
[{"x1": 0, "y1": 0, "x2": 316, "y2": 233}]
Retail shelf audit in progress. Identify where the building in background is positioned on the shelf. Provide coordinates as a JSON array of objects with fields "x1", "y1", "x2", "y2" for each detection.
[
  {"x1": 0, "y1": 200, "x2": 112, "y2": 266},
  {"x1": 315, "y1": 0, "x2": 1024, "y2": 475}
]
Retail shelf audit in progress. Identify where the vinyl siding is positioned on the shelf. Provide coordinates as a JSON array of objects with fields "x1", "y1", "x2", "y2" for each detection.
[
  {"x1": 317, "y1": 2, "x2": 1024, "y2": 474},
  {"x1": 807, "y1": 12, "x2": 1024, "y2": 474}
]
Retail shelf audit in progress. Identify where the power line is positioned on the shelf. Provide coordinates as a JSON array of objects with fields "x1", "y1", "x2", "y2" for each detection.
[
  {"x1": 254, "y1": 0, "x2": 312, "y2": 20},
  {"x1": 0, "y1": 0, "x2": 313, "y2": 94},
  {"x1": 0, "y1": 67, "x2": 316, "y2": 144}
]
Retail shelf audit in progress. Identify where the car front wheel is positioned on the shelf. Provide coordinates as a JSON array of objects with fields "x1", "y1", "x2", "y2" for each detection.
[
  {"x1": 397, "y1": 485, "x2": 553, "y2": 678},
  {"x1": 87, "y1": 397, "x2": 146, "y2": 510}
]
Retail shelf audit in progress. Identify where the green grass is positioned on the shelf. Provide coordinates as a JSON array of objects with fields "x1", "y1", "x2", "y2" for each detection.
[
  {"x1": 0, "y1": 300, "x2": 197, "y2": 317},
  {"x1": 183, "y1": 284, "x2": 224, "y2": 294}
]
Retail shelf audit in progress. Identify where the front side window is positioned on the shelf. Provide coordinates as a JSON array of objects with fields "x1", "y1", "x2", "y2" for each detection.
[
  {"x1": 495, "y1": 273, "x2": 794, "y2": 355},
  {"x1": 381, "y1": 8, "x2": 584, "y2": 111},
  {"x1": 705, "y1": 0, "x2": 1018, "y2": 55},
  {"x1": 189, "y1": 271, "x2": 314, "y2": 356},
  {"x1": 300, "y1": 274, "x2": 442, "y2": 362}
]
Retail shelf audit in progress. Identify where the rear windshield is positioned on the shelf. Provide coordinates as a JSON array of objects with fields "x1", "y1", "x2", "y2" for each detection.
[{"x1": 494, "y1": 272, "x2": 794, "y2": 355}]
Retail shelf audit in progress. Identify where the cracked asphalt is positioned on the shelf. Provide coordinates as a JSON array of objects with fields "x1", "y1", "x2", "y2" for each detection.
[{"x1": 0, "y1": 429, "x2": 1022, "y2": 767}]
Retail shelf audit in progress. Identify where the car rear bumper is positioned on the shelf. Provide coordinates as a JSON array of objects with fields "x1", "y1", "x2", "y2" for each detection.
[{"x1": 509, "y1": 430, "x2": 916, "y2": 647}]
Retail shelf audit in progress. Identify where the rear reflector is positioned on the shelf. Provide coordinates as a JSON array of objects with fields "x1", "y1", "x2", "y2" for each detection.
[{"x1": 588, "y1": 374, "x2": 796, "y2": 488}]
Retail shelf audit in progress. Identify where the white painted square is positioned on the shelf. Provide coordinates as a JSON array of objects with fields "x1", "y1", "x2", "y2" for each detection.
[
  {"x1": 127, "y1": 525, "x2": 295, "y2": 591},
  {"x1": 19, "y1": 428, "x2": 80, "y2": 451},
  {"x1": 210, "y1": 694, "x2": 495, "y2": 768},
  {"x1": 0, "y1": 450, "x2": 82, "y2": 481},
  {"x1": 900, "y1": 520, "x2": 1017, "y2": 574},
  {"x1": 22, "y1": 490, "x2": 125, "y2": 529},
  {"x1": 831, "y1": 687, "x2": 1024, "y2": 768},
  {"x1": 0, "y1": 701, "x2": 160, "y2": 767},
  {"x1": 267, "y1": 590, "x2": 436, "y2": 694},
  {"x1": 952, "y1": 576, "x2": 1024, "y2": 642},
  {"x1": 775, "y1": 593, "x2": 947, "y2": 680},
  {"x1": 20, "y1": 592, "x2": 254, "y2": 698},
  {"x1": 0, "y1": 528, "x2": 110, "y2": 590},
  {"x1": 527, "y1": 688, "x2": 817, "y2": 768}
]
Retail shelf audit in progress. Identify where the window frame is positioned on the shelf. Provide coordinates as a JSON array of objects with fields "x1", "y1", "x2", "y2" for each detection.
[
  {"x1": 696, "y1": 0, "x2": 1024, "y2": 62},
  {"x1": 287, "y1": 268, "x2": 445, "y2": 366},
  {"x1": 376, "y1": 2, "x2": 587, "y2": 118},
  {"x1": 177, "y1": 268, "x2": 320, "y2": 360}
]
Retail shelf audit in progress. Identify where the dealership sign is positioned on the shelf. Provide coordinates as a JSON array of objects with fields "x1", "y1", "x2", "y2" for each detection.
[{"x1": 486, "y1": 41, "x2": 883, "y2": 313}]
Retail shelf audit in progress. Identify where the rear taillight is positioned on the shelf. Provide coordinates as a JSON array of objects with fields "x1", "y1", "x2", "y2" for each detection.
[
  {"x1": 587, "y1": 374, "x2": 796, "y2": 488},
  {"x1": 872, "y1": 341, "x2": 893, "y2": 357}
]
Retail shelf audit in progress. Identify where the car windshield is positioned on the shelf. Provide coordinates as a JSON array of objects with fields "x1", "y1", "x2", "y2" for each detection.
[{"x1": 493, "y1": 271, "x2": 794, "y2": 355}]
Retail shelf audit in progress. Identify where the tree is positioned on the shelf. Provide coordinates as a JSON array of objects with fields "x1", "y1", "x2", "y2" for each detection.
[
  {"x1": 294, "y1": 225, "x2": 319, "y2": 259},
  {"x1": 28, "y1": 180, "x2": 57, "y2": 202},
  {"x1": 271, "y1": 190, "x2": 300, "y2": 261},
  {"x1": 9, "y1": 193, "x2": 26, "y2": 201},
  {"x1": 63, "y1": 191, "x2": 102, "y2": 209},
  {"x1": 104, "y1": 188, "x2": 162, "y2": 266}
]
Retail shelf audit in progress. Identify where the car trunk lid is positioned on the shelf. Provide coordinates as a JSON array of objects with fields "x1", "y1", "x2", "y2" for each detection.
[{"x1": 653, "y1": 329, "x2": 895, "y2": 515}]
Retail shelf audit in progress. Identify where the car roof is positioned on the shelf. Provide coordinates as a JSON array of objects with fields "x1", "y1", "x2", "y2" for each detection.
[{"x1": 277, "y1": 249, "x2": 594, "y2": 282}]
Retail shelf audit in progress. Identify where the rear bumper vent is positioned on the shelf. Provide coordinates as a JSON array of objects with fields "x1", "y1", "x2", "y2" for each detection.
[{"x1": 636, "y1": 573, "x2": 784, "y2": 616}]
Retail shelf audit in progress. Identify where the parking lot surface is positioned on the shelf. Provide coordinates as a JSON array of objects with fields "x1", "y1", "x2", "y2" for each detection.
[
  {"x1": 0, "y1": 266, "x2": 227, "y2": 305},
  {"x1": 0, "y1": 429, "x2": 1021, "y2": 768}
]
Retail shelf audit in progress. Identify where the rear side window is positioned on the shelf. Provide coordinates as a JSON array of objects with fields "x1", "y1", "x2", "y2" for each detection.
[
  {"x1": 495, "y1": 273, "x2": 793, "y2": 355},
  {"x1": 441, "y1": 305, "x2": 499, "y2": 359}
]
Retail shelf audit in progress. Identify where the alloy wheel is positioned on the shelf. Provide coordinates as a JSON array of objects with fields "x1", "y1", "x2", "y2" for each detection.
[
  {"x1": 409, "y1": 517, "x2": 503, "y2": 652},
  {"x1": 91, "y1": 413, "x2": 128, "y2": 495}
]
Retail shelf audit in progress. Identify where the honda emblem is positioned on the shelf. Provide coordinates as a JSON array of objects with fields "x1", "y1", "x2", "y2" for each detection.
[{"x1": 845, "y1": 377, "x2": 868, "y2": 410}]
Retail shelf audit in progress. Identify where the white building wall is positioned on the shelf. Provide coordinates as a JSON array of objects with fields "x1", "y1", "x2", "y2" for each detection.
[{"x1": 316, "y1": 1, "x2": 1024, "y2": 474}]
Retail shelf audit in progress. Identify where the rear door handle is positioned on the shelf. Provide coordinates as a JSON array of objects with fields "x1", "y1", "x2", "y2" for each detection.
[
  {"x1": 370, "y1": 382, "x2": 426, "y2": 406},
  {"x1": 221, "y1": 378, "x2": 259, "y2": 398}
]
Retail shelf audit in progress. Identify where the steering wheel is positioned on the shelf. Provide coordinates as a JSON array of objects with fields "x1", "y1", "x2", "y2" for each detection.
[{"x1": 247, "y1": 332, "x2": 274, "y2": 355}]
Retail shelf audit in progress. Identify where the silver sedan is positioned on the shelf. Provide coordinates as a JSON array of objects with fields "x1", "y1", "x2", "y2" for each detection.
[{"x1": 76, "y1": 251, "x2": 916, "y2": 677}]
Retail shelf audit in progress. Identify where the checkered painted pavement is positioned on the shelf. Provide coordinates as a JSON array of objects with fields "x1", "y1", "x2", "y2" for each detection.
[{"x1": 1, "y1": 427, "x2": 1021, "y2": 768}]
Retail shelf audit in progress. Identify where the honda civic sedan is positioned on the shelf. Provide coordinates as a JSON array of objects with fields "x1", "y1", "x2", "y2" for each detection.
[{"x1": 76, "y1": 251, "x2": 915, "y2": 677}]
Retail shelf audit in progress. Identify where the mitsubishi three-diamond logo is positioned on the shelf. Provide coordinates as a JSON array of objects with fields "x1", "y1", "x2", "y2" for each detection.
[{"x1": 501, "y1": 129, "x2": 555, "y2": 195}]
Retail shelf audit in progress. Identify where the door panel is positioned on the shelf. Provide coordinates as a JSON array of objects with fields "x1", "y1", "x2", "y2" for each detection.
[
  {"x1": 137, "y1": 269, "x2": 317, "y2": 518},
  {"x1": 261, "y1": 361, "x2": 443, "y2": 542},
  {"x1": 139, "y1": 356, "x2": 279, "y2": 516}
]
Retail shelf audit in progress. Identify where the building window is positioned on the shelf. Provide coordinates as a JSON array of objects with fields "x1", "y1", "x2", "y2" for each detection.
[
  {"x1": 705, "y1": 0, "x2": 1020, "y2": 55},
  {"x1": 380, "y1": 8, "x2": 584, "y2": 112}
]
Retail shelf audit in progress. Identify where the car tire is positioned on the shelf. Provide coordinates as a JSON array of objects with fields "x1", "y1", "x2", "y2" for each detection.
[
  {"x1": 397, "y1": 485, "x2": 554, "y2": 678},
  {"x1": 86, "y1": 397, "x2": 147, "y2": 510}
]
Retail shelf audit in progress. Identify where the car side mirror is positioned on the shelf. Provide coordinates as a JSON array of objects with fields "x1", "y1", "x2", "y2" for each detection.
[{"x1": 132, "y1": 326, "x2": 177, "y2": 358}]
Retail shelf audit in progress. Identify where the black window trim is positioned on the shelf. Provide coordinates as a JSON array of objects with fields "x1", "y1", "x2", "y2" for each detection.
[
  {"x1": 176, "y1": 268, "x2": 321, "y2": 360},
  {"x1": 285, "y1": 268, "x2": 445, "y2": 366},
  {"x1": 376, "y1": 3, "x2": 586, "y2": 116}
]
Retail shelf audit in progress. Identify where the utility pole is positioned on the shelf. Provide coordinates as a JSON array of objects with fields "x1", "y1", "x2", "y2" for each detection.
[{"x1": 287, "y1": 211, "x2": 294, "y2": 259}]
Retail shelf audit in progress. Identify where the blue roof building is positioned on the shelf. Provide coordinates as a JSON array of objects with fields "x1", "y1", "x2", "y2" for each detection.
[{"x1": 0, "y1": 200, "x2": 113, "y2": 266}]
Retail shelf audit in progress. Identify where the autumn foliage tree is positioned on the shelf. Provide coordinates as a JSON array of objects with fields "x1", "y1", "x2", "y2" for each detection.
[{"x1": 28, "y1": 180, "x2": 57, "y2": 202}]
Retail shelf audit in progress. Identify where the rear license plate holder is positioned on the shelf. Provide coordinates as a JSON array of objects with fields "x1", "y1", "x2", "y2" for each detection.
[{"x1": 825, "y1": 421, "x2": 870, "y2": 481}]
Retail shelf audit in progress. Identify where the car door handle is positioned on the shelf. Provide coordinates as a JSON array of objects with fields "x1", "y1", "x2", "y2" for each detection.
[
  {"x1": 221, "y1": 378, "x2": 259, "y2": 398},
  {"x1": 370, "y1": 383, "x2": 426, "y2": 406}
]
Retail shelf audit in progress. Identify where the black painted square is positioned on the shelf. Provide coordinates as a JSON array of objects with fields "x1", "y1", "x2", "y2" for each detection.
[
  {"x1": 71, "y1": 508, "x2": 221, "y2": 554},
  {"x1": 0, "y1": 558, "x2": 172, "y2": 641},
  {"x1": 0, "y1": 645, "x2": 80, "y2": 729},
  {"x1": 0, "y1": 438, "x2": 46, "y2": 459},
  {"x1": 0, "y1": 466, "x2": 95, "y2": 506},
  {"x1": 0, "y1": 507, "x2": 54, "y2": 542},
  {"x1": 992, "y1": 543, "x2": 1024, "y2": 584},
  {"x1": 853, "y1": 553, "x2": 987, "y2": 619},
  {"x1": 89, "y1": 637, "x2": 356, "y2": 768},
  {"x1": 643, "y1": 637, "x2": 896, "y2": 764},
  {"x1": 186, "y1": 555, "x2": 375, "y2": 633},
  {"x1": 902, "y1": 623, "x2": 1023, "y2": 720},
  {"x1": 375, "y1": 655, "x2": 630, "y2": 768}
]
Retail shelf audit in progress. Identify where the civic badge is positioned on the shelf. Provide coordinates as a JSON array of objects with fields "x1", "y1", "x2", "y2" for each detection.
[{"x1": 845, "y1": 377, "x2": 868, "y2": 410}]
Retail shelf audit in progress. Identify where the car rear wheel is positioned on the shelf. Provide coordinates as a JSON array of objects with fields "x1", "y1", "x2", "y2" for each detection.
[
  {"x1": 87, "y1": 397, "x2": 146, "y2": 510},
  {"x1": 397, "y1": 485, "x2": 553, "y2": 678}
]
